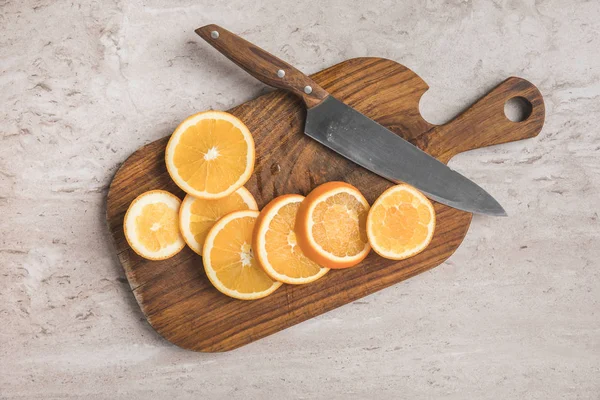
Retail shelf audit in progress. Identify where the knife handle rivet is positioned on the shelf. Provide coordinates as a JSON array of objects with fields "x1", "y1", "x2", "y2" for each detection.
[
  {"x1": 210, "y1": 30, "x2": 219, "y2": 39},
  {"x1": 304, "y1": 85, "x2": 313, "y2": 94},
  {"x1": 277, "y1": 69, "x2": 285, "y2": 78}
]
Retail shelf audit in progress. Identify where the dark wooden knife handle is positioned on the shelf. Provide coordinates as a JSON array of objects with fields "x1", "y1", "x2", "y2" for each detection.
[
  {"x1": 196, "y1": 24, "x2": 329, "y2": 109},
  {"x1": 418, "y1": 77, "x2": 545, "y2": 163}
]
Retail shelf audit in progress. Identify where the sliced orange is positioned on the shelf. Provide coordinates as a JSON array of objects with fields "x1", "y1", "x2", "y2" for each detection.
[
  {"x1": 165, "y1": 111, "x2": 255, "y2": 199},
  {"x1": 203, "y1": 210, "x2": 282, "y2": 300},
  {"x1": 179, "y1": 187, "x2": 258, "y2": 255},
  {"x1": 366, "y1": 184, "x2": 436, "y2": 260},
  {"x1": 295, "y1": 182, "x2": 371, "y2": 269},
  {"x1": 253, "y1": 195, "x2": 329, "y2": 284},
  {"x1": 123, "y1": 190, "x2": 185, "y2": 260}
]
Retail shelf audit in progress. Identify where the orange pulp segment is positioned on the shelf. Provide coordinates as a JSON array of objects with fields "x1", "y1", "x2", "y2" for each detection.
[
  {"x1": 202, "y1": 210, "x2": 282, "y2": 300},
  {"x1": 253, "y1": 194, "x2": 329, "y2": 284},
  {"x1": 123, "y1": 190, "x2": 185, "y2": 260},
  {"x1": 366, "y1": 184, "x2": 436, "y2": 260},
  {"x1": 179, "y1": 187, "x2": 258, "y2": 255},
  {"x1": 295, "y1": 182, "x2": 371, "y2": 269},
  {"x1": 165, "y1": 111, "x2": 255, "y2": 199}
]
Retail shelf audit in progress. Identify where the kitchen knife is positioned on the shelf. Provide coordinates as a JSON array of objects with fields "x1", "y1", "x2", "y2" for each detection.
[{"x1": 195, "y1": 24, "x2": 506, "y2": 216}]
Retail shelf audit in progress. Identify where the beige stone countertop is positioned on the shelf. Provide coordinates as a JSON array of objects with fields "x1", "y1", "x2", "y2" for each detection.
[{"x1": 1, "y1": 1, "x2": 599, "y2": 399}]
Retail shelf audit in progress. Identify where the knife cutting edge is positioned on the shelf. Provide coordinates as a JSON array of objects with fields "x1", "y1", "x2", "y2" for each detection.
[{"x1": 195, "y1": 24, "x2": 507, "y2": 216}]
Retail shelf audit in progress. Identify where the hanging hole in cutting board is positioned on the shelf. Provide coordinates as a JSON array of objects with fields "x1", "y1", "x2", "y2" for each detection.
[{"x1": 504, "y1": 96, "x2": 532, "y2": 122}]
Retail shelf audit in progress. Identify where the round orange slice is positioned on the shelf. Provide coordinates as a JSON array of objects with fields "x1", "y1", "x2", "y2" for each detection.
[
  {"x1": 253, "y1": 195, "x2": 329, "y2": 284},
  {"x1": 123, "y1": 190, "x2": 185, "y2": 260},
  {"x1": 366, "y1": 184, "x2": 436, "y2": 260},
  {"x1": 295, "y1": 182, "x2": 371, "y2": 269},
  {"x1": 203, "y1": 210, "x2": 282, "y2": 300},
  {"x1": 179, "y1": 187, "x2": 258, "y2": 255},
  {"x1": 165, "y1": 111, "x2": 255, "y2": 199}
]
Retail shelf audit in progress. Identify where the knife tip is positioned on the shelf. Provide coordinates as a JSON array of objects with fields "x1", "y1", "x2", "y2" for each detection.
[{"x1": 487, "y1": 204, "x2": 508, "y2": 217}]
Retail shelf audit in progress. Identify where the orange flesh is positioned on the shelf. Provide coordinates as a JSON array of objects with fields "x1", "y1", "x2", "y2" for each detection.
[
  {"x1": 136, "y1": 203, "x2": 180, "y2": 252},
  {"x1": 311, "y1": 192, "x2": 369, "y2": 257},
  {"x1": 209, "y1": 216, "x2": 274, "y2": 293},
  {"x1": 369, "y1": 190, "x2": 432, "y2": 253},
  {"x1": 265, "y1": 202, "x2": 322, "y2": 278},
  {"x1": 173, "y1": 119, "x2": 249, "y2": 193},
  {"x1": 188, "y1": 192, "x2": 251, "y2": 249}
]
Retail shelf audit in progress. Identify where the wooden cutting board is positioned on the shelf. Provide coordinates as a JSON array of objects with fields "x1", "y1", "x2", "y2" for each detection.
[{"x1": 106, "y1": 57, "x2": 544, "y2": 352}]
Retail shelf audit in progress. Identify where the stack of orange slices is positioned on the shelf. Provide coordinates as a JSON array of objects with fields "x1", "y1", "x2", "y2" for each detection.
[{"x1": 123, "y1": 110, "x2": 437, "y2": 301}]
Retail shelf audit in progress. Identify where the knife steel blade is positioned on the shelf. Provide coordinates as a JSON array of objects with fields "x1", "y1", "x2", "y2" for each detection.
[
  {"x1": 196, "y1": 24, "x2": 506, "y2": 216},
  {"x1": 305, "y1": 97, "x2": 506, "y2": 216}
]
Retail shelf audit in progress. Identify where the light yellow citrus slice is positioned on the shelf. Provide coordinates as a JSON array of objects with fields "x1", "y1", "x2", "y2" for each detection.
[
  {"x1": 123, "y1": 190, "x2": 185, "y2": 260},
  {"x1": 253, "y1": 194, "x2": 329, "y2": 284},
  {"x1": 203, "y1": 210, "x2": 282, "y2": 300},
  {"x1": 179, "y1": 187, "x2": 258, "y2": 255},
  {"x1": 165, "y1": 111, "x2": 255, "y2": 199},
  {"x1": 295, "y1": 182, "x2": 371, "y2": 269},
  {"x1": 366, "y1": 184, "x2": 436, "y2": 260}
]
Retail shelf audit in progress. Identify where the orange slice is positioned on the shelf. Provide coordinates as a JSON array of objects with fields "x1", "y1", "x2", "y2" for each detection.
[
  {"x1": 179, "y1": 187, "x2": 258, "y2": 255},
  {"x1": 203, "y1": 210, "x2": 282, "y2": 300},
  {"x1": 295, "y1": 182, "x2": 371, "y2": 269},
  {"x1": 366, "y1": 184, "x2": 436, "y2": 260},
  {"x1": 123, "y1": 190, "x2": 185, "y2": 260},
  {"x1": 165, "y1": 111, "x2": 255, "y2": 199},
  {"x1": 253, "y1": 195, "x2": 329, "y2": 284}
]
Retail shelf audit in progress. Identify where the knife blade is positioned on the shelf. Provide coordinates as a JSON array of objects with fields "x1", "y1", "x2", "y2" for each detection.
[{"x1": 196, "y1": 24, "x2": 506, "y2": 216}]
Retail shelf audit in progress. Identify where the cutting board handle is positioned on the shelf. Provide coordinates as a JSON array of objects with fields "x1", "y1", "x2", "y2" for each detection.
[
  {"x1": 196, "y1": 24, "x2": 329, "y2": 108},
  {"x1": 418, "y1": 77, "x2": 545, "y2": 163}
]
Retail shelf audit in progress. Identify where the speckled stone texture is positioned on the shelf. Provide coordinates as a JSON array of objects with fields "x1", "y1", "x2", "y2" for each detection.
[{"x1": 1, "y1": 0, "x2": 599, "y2": 399}]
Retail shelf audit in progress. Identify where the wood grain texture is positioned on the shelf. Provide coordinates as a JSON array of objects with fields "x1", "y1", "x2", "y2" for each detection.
[
  {"x1": 106, "y1": 57, "x2": 544, "y2": 352},
  {"x1": 195, "y1": 24, "x2": 328, "y2": 108}
]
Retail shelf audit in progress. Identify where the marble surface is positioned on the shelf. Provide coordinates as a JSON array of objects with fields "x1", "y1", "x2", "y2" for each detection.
[{"x1": 1, "y1": 0, "x2": 599, "y2": 399}]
